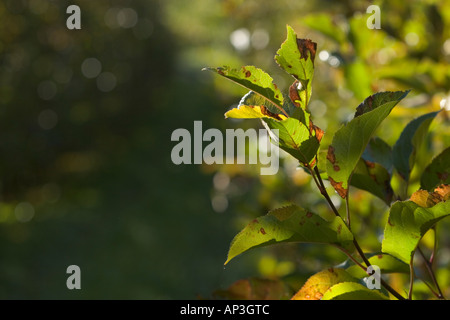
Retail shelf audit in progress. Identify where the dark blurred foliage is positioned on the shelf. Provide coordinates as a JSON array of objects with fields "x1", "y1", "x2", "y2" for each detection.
[{"x1": 0, "y1": 0, "x2": 448, "y2": 299}]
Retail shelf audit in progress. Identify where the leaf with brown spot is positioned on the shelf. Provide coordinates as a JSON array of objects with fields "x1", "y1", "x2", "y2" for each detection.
[
  {"x1": 262, "y1": 117, "x2": 320, "y2": 165},
  {"x1": 362, "y1": 136, "x2": 393, "y2": 173},
  {"x1": 224, "y1": 91, "x2": 290, "y2": 121},
  {"x1": 326, "y1": 91, "x2": 409, "y2": 198},
  {"x1": 350, "y1": 158, "x2": 394, "y2": 205},
  {"x1": 225, "y1": 204, "x2": 353, "y2": 265},
  {"x1": 410, "y1": 184, "x2": 450, "y2": 207},
  {"x1": 291, "y1": 268, "x2": 357, "y2": 300},
  {"x1": 329, "y1": 176, "x2": 347, "y2": 198},
  {"x1": 275, "y1": 25, "x2": 316, "y2": 110},
  {"x1": 382, "y1": 197, "x2": 450, "y2": 263},
  {"x1": 203, "y1": 65, "x2": 289, "y2": 116}
]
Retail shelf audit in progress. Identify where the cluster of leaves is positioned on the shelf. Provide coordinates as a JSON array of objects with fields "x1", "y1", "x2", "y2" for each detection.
[{"x1": 205, "y1": 26, "x2": 449, "y2": 300}]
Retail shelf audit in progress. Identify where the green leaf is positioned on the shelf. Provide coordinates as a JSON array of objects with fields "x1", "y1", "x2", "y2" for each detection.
[
  {"x1": 322, "y1": 282, "x2": 389, "y2": 300},
  {"x1": 326, "y1": 91, "x2": 410, "y2": 198},
  {"x1": 362, "y1": 136, "x2": 393, "y2": 173},
  {"x1": 392, "y1": 111, "x2": 440, "y2": 181},
  {"x1": 382, "y1": 200, "x2": 450, "y2": 264},
  {"x1": 420, "y1": 147, "x2": 450, "y2": 190},
  {"x1": 263, "y1": 117, "x2": 319, "y2": 165},
  {"x1": 275, "y1": 25, "x2": 316, "y2": 109},
  {"x1": 346, "y1": 253, "x2": 409, "y2": 278},
  {"x1": 225, "y1": 204, "x2": 353, "y2": 265},
  {"x1": 350, "y1": 158, "x2": 394, "y2": 205},
  {"x1": 203, "y1": 65, "x2": 289, "y2": 117}
]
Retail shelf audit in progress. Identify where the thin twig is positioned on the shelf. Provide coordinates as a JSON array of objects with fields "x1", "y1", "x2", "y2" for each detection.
[
  {"x1": 430, "y1": 227, "x2": 437, "y2": 265},
  {"x1": 415, "y1": 273, "x2": 442, "y2": 299},
  {"x1": 408, "y1": 261, "x2": 415, "y2": 300},
  {"x1": 345, "y1": 192, "x2": 351, "y2": 230},
  {"x1": 335, "y1": 246, "x2": 367, "y2": 271},
  {"x1": 310, "y1": 166, "x2": 405, "y2": 300},
  {"x1": 313, "y1": 166, "x2": 341, "y2": 217},
  {"x1": 417, "y1": 246, "x2": 445, "y2": 299}
]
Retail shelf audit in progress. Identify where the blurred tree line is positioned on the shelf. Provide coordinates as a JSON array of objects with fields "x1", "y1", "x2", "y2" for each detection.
[{"x1": 0, "y1": 0, "x2": 448, "y2": 299}]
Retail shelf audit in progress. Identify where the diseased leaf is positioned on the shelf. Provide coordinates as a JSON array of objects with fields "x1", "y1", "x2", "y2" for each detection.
[
  {"x1": 203, "y1": 65, "x2": 289, "y2": 117},
  {"x1": 420, "y1": 147, "x2": 450, "y2": 191},
  {"x1": 382, "y1": 198, "x2": 450, "y2": 264},
  {"x1": 410, "y1": 184, "x2": 450, "y2": 208},
  {"x1": 291, "y1": 268, "x2": 357, "y2": 300},
  {"x1": 346, "y1": 253, "x2": 409, "y2": 278},
  {"x1": 350, "y1": 158, "x2": 394, "y2": 205},
  {"x1": 263, "y1": 117, "x2": 320, "y2": 165},
  {"x1": 225, "y1": 91, "x2": 288, "y2": 120},
  {"x1": 321, "y1": 282, "x2": 389, "y2": 300},
  {"x1": 225, "y1": 204, "x2": 353, "y2": 265},
  {"x1": 392, "y1": 111, "x2": 440, "y2": 181},
  {"x1": 213, "y1": 277, "x2": 294, "y2": 300},
  {"x1": 275, "y1": 25, "x2": 316, "y2": 110},
  {"x1": 326, "y1": 91, "x2": 410, "y2": 198}
]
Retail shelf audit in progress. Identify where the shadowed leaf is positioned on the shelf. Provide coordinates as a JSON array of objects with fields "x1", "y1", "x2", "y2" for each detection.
[
  {"x1": 420, "y1": 147, "x2": 450, "y2": 190},
  {"x1": 362, "y1": 136, "x2": 393, "y2": 173},
  {"x1": 351, "y1": 158, "x2": 394, "y2": 205},
  {"x1": 392, "y1": 111, "x2": 440, "y2": 181}
]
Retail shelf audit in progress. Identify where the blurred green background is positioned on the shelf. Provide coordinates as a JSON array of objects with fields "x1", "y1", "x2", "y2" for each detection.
[{"x1": 0, "y1": 0, "x2": 449, "y2": 299}]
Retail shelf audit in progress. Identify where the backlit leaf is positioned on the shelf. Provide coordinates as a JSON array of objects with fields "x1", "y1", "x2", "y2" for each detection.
[
  {"x1": 263, "y1": 117, "x2": 319, "y2": 165},
  {"x1": 225, "y1": 204, "x2": 353, "y2": 265},
  {"x1": 275, "y1": 25, "x2": 316, "y2": 110},
  {"x1": 382, "y1": 198, "x2": 450, "y2": 264},
  {"x1": 346, "y1": 253, "x2": 409, "y2": 278},
  {"x1": 410, "y1": 184, "x2": 450, "y2": 208},
  {"x1": 203, "y1": 65, "x2": 289, "y2": 117},
  {"x1": 291, "y1": 268, "x2": 357, "y2": 300},
  {"x1": 225, "y1": 91, "x2": 288, "y2": 120},
  {"x1": 321, "y1": 282, "x2": 389, "y2": 300},
  {"x1": 326, "y1": 91, "x2": 409, "y2": 198}
]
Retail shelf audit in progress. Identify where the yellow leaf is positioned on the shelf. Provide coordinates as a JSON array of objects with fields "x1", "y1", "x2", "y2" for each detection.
[
  {"x1": 291, "y1": 268, "x2": 356, "y2": 300},
  {"x1": 410, "y1": 184, "x2": 450, "y2": 208},
  {"x1": 225, "y1": 105, "x2": 287, "y2": 120}
]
